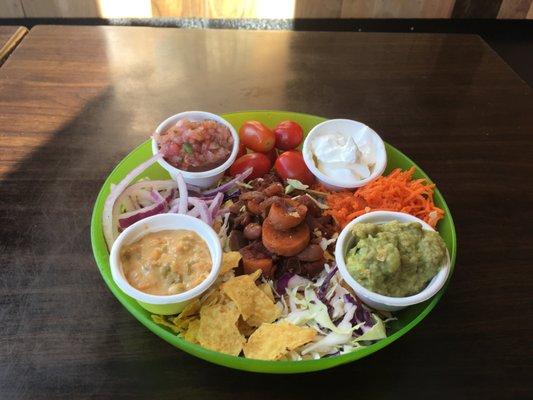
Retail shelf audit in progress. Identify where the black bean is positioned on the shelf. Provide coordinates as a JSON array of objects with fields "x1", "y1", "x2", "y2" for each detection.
[
  {"x1": 228, "y1": 230, "x2": 248, "y2": 251},
  {"x1": 243, "y1": 223, "x2": 262, "y2": 240},
  {"x1": 297, "y1": 244, "x2": 324, "y2": 262}
]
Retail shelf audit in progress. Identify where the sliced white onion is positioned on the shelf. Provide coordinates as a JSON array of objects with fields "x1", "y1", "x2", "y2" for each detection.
[
  {"x1": 188, "y1": 197, "x2": 211, "y2": 225},
  {"x1": 114, "y1": 180, "x2": 176, "y2": 214},
  {"x1": 102, "y1": 154, "x2": 161, "y2": 250},
  {"x1": 208, "y1": 192, "x2": 224, "y2": 220},
  {"x1": 187, "y1": 206, "x2": 200, "y2": 217},
  {"x1": 175, "y1": 172, "x2": 188, "y2": 214},
  {"x1": 168, "y1": 198, "x2": 180, "y2": 213},
  {"x1": 200, "y1": 167, "x2": 252, "y2": 196}
]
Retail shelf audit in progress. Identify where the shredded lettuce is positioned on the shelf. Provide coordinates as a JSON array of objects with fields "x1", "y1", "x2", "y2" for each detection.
[
  {"x1": 285, "y1": 178, "x2": 309, "y2": 194},
  {"x1": 217, "y1": 213, "x2": 231, "y2": 252},
  {"x1": 353, "y1": 315, "x2": 386, "y2": 342},
  {"x1": 319, "y1": 232, "x2": 338, "y2": 250},
  {"x1": 279, "y1": 267, "x2": 388, "y2": 359}
]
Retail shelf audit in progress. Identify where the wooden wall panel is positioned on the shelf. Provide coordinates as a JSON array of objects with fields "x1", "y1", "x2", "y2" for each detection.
[
  {"x1": 205, "y1": 0, "x2": 280, "y2": 18},
  {"x1": 1, "y1": 0, "x2": 531, "y2": 19},
  {"x1": 150, "y1": 0, "x2": 296, "y2": 19},
  {"x1": 150, "y1": 0, "x2": 201, "y2": 17},
  {"x1": 497, "y1": 0, "x2": 532, "y2": 18},
  {"x1": 341, "y1": 0, "x2": 456, "y2": 18},
  {"x1": 0, "y1": 0, "x2": 25, "y2": 17},
  {"x1": 20, "y1": 0, "x2": 100, "y2": 17},
  {"x1": 97, "y1": 0, "x2": 152, "y2": 18},
  {"x1": 294, "y1": 0, "x2": 343, "y2": 18}
]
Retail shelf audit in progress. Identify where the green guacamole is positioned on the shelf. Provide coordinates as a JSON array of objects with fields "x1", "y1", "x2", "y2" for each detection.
[{"x1": 345, "y1": 221, "x2": 447, "y2": 297}]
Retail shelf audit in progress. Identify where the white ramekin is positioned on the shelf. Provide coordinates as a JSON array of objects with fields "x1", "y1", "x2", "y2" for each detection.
[
  {"x1": 335, "y1": 211, "x2": 450, "y2": 311},
  {"x1": 110, "y1": 213, "x2": 222, "y2": 315},
  {"x1": 302, "y1": 119, "x2": 387, "y2": 191},
  {"x1": 152, "y1": 111, "x2": 240, "y2": 189}
]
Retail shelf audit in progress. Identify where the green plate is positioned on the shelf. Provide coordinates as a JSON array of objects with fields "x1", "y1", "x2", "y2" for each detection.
[{"x1": 91, "y1": 110, "x2": 456, "y2": 373}]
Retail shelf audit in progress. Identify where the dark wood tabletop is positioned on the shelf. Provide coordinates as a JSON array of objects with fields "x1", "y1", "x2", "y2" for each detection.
[
  {"x1": 0, "y1": 25, "x2": 531, "y2": 399},
  {"x1": 0, "y1": 26, "x2": 28, "y2": 65}
]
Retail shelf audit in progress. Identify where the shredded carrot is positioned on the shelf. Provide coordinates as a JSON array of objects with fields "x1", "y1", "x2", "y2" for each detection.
[{"x1": 324, "y1": 167, "x2": 444, "y2": 228}]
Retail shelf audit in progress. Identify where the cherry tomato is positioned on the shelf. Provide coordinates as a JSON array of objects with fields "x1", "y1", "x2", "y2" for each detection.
[
  {"x1": 257, "y1": 147, "x2": 278, "y2": 165},
  {"x1": 236, "y1": 141, "x2": 247, "y2": 159},
  {"x1": 230, "y1": 153, "x2": 272, "y2": 180},
  {"x1": 273, "y1": 121, "x2": 304, "y2": 150},
  {"x1": 239, "y1": 121, "x2": 275, "y2": 152},
  {"x1": 274, "y1": 150, "x2": 315, "y2": 185}
]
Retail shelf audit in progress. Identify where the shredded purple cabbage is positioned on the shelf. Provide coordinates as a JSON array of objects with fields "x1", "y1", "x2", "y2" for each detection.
[
  {"x1": 317, "y1": 265, "x2": 338, "y2": 302},
  {"x1": 344, "y1": 294, "x2": 374, "y2": 328},
  {"x1": 275, "y1": 272, "x2": 294, "y2": 295}
]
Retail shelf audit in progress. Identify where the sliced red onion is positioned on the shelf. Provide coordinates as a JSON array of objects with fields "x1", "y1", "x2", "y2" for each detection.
[
  {"x1": 198, "y1": 195, "x2": 217, "y2": 201},
  {"x1": 186, "y1": 183, "x2": 203, "y2": 193},
  {"x1": 115, "y1": 180, "x2": 176, "y2": 212},
  {"x1": 169, "y1": 195, "x2": 210, "y2": 213},
  {"x1": 166, "y1": 188, "x2": 176, "y2": 203},
  {"x1": 188, "y1": 197, "x2": 211, "y2": 225},
  {"x1": 102, "y1": 154, "x2": 162, "y2": 250},
  {"x1": 168, "y1": 198, "x2": 180, "y2": 213},
  {"x1": 118, "y1": 199, "x2": 167, "y2": 229},
  {"x1": 187, "y1": 206, "x2": 200, "y2": 217},
  {"x1": 275, "y1": 273, "x2": 295, "y2": 295},
  {"x1": 200, "y1": 167, "x2": 253, "y2": 197},
  {"x1": 150, "y1": 189, "x2": 165, "y2": 203},
  {"x1": 175, "y1": 172, "x2": 188, "y2": 214},
  {"x1": 208, "y1": 192, "x2": 224, "y2": 220}
]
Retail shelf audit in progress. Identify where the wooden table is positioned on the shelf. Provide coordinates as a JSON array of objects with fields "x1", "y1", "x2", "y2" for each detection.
[
  {"x1": 0, "y1": 26, "x2": 28, "y2": 65},
  {"x1": 0, "y1": 25, "x2": 531, "y2": 399}
]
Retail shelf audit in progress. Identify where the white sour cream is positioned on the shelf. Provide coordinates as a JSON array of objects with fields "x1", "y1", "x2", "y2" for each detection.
[{"x1": 310, "y1": 130, "x2": 376, "y2": 185}]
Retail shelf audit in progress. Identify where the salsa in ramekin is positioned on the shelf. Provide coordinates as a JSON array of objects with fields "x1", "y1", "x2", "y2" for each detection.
[{"x1": 154, "y1": 118, "x2": 234, "y2": 172}]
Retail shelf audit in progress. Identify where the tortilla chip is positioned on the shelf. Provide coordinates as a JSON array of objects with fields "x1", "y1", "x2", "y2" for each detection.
[
  {"x1": 196, "y1": 301, "x2": 245, "y2": 356},
  {"x1": 200, "y1": 287, "x2": 225, "y2": 307},
  {"x1": 258, "y1": 282, "x2": 275, "y2": 302},
  {"x1": 182, "y1": 319, "x2": 201, "y2": 344},
  {"x1": 237, "y1": 317, "x2": 256, "y2": 337},
  {"x1": 182, "y1": 299, "x2": 201, "y2": 317},
  {"x1": 170, "y1": 299, "x2": 201, "y2": 328},
  {"x1": 221, "y1": 274, "x2": 280, "y2": 327},
  {"x1": 249, "y1": 269, "x2": 262, "y2": 281},
  {"x1": 151, "y1": 315, "x2": 181, "y2": 333},
  {"x1": 172, "y1": 316, "x2": 198, "y2": 332},
  {"x1": 221, "y1": 251, "x2": 242, "y2": 274},
  {"x1": 243, "y1": 322, "x2": 317, "y2": 360}
]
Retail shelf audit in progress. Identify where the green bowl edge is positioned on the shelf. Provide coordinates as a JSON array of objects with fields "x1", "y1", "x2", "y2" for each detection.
[{"x1": 90, "y1": 110, "x2": 457, "y2": 374}]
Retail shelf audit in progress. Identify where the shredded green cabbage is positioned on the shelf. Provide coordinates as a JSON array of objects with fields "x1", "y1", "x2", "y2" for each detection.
[{"x1": 279, "y1": 267, "x2": 389, "y2": 359}]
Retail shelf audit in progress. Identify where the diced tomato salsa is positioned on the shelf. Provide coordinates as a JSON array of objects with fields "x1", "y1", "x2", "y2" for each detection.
[{"x1": 155, "y1": 119, "x2": 234, "y2": 171}]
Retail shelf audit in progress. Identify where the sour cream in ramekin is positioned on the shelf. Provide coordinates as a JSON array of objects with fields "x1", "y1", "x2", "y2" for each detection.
[{"x1": 303, "y1": 119, "x2": 387, "y2": 191}]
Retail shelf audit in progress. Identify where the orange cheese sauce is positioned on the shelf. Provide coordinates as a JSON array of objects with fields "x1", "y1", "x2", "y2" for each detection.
[{"x1": 120, "y1": 229, "x2": 211, "y2": 295}]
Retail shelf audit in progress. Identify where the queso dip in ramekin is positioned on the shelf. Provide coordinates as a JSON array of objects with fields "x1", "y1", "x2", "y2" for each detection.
[{"x1": 110, "y1": 213, "x2": 222, "y2": 315}]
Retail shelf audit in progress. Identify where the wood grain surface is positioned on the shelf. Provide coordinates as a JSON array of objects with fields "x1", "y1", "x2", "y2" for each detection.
[
  {"x1": 0, "y1": 26, "x2": 27, "y2": 64},
  {"x1": 0, "y1": 25, "x2": 531, "y2": 400}
]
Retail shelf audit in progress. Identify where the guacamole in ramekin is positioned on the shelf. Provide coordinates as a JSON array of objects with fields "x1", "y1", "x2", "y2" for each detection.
[{"x1": 345, "y1": 221, "x2": 447, "y2": 297}]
